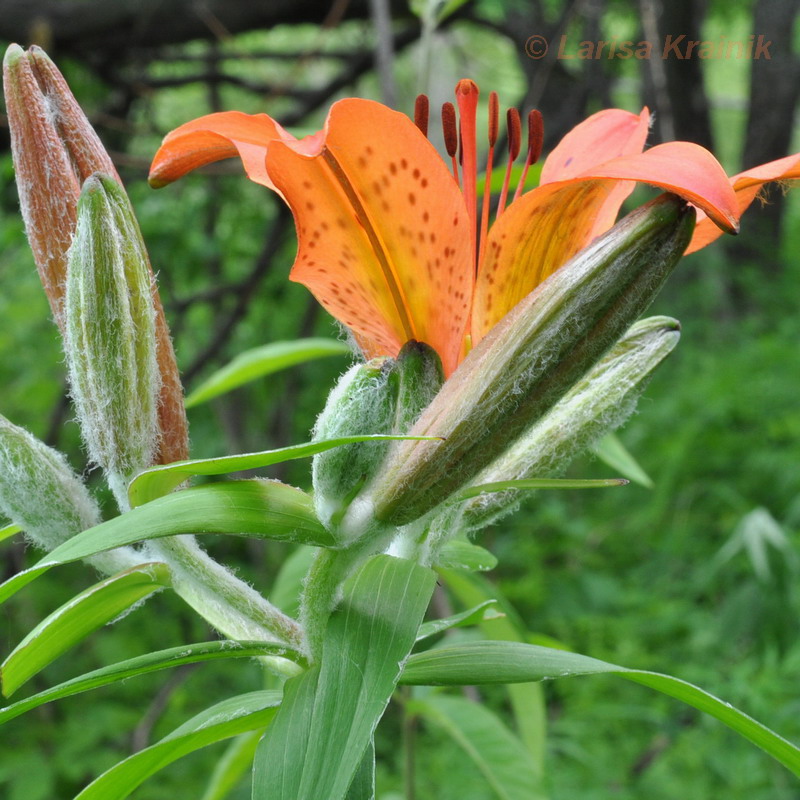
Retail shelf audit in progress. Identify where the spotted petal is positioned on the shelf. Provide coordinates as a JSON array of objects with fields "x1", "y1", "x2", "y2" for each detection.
[
  {"x1": 265, "y1": 99, "x2": 473, "y2": 375},
  {"x1": 473, "y1": 142, "x2": 740, "y2": 341},
  {"x1": 686, "y1": 153, "x2": 800, "y2": 253}
]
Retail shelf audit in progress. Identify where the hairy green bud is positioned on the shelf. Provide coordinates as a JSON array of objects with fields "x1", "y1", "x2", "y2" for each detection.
[
  {"x1": 65, "y1": 173, "x2": 160, "y2": 506},
  {"x1": 0, "y1": 414, "x2": 100, "y2": 550},
  {"x1": 0, "y1": 414, "x2": 139, "y2": 574},
  {"x1": 369, "y1": 194, "x2": 695, "y2": 525},
  {"x1": 312, "y1": 358, "x2": 397, "y2": 532},
  {"x1": 461, "y1": 315, "x2": 681, "y2": 530}
]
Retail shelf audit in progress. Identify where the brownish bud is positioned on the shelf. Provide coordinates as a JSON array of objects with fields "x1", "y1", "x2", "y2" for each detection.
[{"x1": 3, "y1": 44, "x2": 188, "y2": 465}]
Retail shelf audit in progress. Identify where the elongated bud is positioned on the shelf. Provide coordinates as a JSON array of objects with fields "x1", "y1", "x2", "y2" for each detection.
[
  {"x1": 3, "y1": 44, "x2": 119, "y2": 323},
  {"x1": 370, "y1": 194, "x2": 695, "y2": 525},
  {"x1": 65, "y1": 174, "x2": 161, "y2": 505},
  {"x1": 3, "y1": 44, "x2": 189, "y2": 466},
  {"x1": 0, "y1": 414, "x2": 101, "y2": 550},
  {"x1": 462, "y1": 316, "x2": 681, "y2": 530}
]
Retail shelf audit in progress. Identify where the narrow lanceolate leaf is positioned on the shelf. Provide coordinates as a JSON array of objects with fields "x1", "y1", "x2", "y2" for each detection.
[
  {"x1": 400, "y1": 640, "x2": 800, "y2": 777},
  {"x1": 437, "y1": 570, "x2": 546, "y2": 772},
  {"x1": 186, "y1": 338, "x2": 350, "y2": 407},
  {"x1": 592, "y1": 432, "x2": 654, "y2": 488},
  {"x1": 201, "y1": 731, "x2": 262, "y2": 800},
  {"x1": 455, "y1": 477, "x2": 628, "y2": 501},
  {"x1": 416, "y1": 601, "x2": 501, "y2": 643},
  {"x1": 252, "y1": 555, "x2": 437, "y2": 800},
  {"x1": 2, "y1": 562, "x2": 171, "y2": 697},
  {"x1": 435, "y1": 540, "x2": 498, "y2": 572},
  {"x1": 0, "y1": 640, "x2": 302, "y2": 727},
  {"x1": 128, "y1": 435, "x2": 439, "y2": 508},
  {"x1": 0, "y1": 523, "x2": 22, "y2": 543},
  {"x1": 410, "y1": 695, "x2": 545, "y2": 800},
  {"x1": 0, "y1": 481, "x2": 332, "y2": 607},
  {"x1": 75, "y1": 691, "x2": 282, "y2": 800}
]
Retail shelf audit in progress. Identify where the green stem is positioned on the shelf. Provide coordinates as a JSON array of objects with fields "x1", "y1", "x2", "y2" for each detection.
[
  {"x1": 147, "y1": 535, "x2": 306, "y2": 670},
  {"x1": 299, "y1": 545, "x2": 368, "y2": 661}
]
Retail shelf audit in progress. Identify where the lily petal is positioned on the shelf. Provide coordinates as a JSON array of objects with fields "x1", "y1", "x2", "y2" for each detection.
[
  {"x1": 265, "y1": 99, "x2": 473, "y2": 374},
  {"x1": 686, "y1": 153, "x2": 800, "y2": 254},
  {"x1": 540, "y1": 107, "x2": 651, "y2": 242},
  {"x1": 149, "y1": 111, "x2": 296, "y2": 190},
  {"x1": 473, "y1": 142, "x2": 739, "y2": 341},
  {"x1": 540, "y1": 108, "x2": 650, "y2": 183}
]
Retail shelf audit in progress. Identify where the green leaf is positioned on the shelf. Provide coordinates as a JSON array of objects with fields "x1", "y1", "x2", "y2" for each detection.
[
  {"x1": 185, "y1": 338, "x2": 350, "y2": 407},
  {"x1": 200, "y1": 731, "x2": 262, "y2": 800},
  {"x1": 2, "y1": 562, "x2": 171, "y2": 697},
  {"x1": 0, "y1": 523, "x2": 22, "y2": 543},
  {"x1": 416, "y1": 600, "x2": 501, "y2": 643},
  {"x1": 591, "y1": 432, "x2": 653, "y2": 488},
  {"x1": 252, "y1": 555, "x2": 437, "y2": 800},
  {"x1": 75, "y1": 690, "x2": 281, "y2": 800},
  {"x1": 129, "y1": 435, "x2": 439, "y2": 507},
  {"x1": 455, "y1": 477, "x2": 628, "y2": 502},
  {"x1": 400, "y1": 640, "x2": 800, "y2": 777},
  {"x1": 0, "y1": 640, "x2": 301, "y2": 726},
  {"x1": 0, "y1": 481, "x2": 331, "y2": 607},
  {"x1": 435, "y1": 540, "x2": 497, "y2": 572},
  {"x1": 438, "y1": 570, "x2": 546, "y2": 770},
  {"x1": 345, "y1": 739, "x2": 375, "y2": 800},
  {"x1": 410, "y1": 695, "x2": 545, "y2": 800}
]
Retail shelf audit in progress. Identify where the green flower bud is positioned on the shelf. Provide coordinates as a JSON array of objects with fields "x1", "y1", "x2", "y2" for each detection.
[
  {"x1": 369, "y1": 194, "x2": 695, "y2": 526},
  {"x1": 392, "y1": 340, "x2": 445, "y2": 435},
  {"x1": 312, "y1": 358, "x2": 397, "y2": 532},
  {"x1": 0, "y1": 414, "x2": 101, "y2": 550},
  {"x1": 312, "y1": 341, "x2": 444, "y2": 539},
  {"x1": 461, "y1": 315, "x2": 681, "y2": 531},
  {"x1": 65, "y1": 173, "x2": 160, "y2": 506}
]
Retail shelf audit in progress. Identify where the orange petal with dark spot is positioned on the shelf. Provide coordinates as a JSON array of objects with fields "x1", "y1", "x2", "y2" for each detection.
[
  {"x1": 686, "y1": 152, "x2": 800, "y2": 254},
  {"x1": 267, "y1": 98, "x2": 472, "y2": 375}
]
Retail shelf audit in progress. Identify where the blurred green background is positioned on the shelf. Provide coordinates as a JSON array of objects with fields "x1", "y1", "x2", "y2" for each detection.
[{"x1": 0, "y1": 0, "x2": 799, "y2": 797}]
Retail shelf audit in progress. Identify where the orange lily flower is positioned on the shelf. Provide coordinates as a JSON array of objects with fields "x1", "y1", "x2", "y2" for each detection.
[{"x1": 149, "y1": 81, "x2": 793, "y2": 376}]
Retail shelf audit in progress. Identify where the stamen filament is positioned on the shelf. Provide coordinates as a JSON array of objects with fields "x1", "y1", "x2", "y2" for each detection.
[
  {"x1": 478, "y1": 91, "x2": 499, "y2": 272},
  {"x1": 497, "y1": 107, "x2": 521, "y2": 218},
  {"x1": 513, "y1": 109, "x2": 543, "y2": 203}
]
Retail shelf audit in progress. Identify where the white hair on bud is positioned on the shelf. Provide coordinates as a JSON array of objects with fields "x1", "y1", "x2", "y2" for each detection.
[
  {"x1": 460, "y1": 316, "x2": 681, "y2": 531},
  {"x1": 64, "y1": 177, "x2": 160, "y2": 508}
]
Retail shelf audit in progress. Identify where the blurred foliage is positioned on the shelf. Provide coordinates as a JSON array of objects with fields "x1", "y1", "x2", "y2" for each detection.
[{"x1": 1, "y1": 0, "x2": 799, "y2": 797}]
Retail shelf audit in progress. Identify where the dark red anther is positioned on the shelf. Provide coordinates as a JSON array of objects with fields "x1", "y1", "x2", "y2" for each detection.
[
  {"x1": 506, "y1": 108, "x2": 521, "y2": 161},
  {"x1": 527, "y1": 109, "x2": 544, "y2": 165},
  {"x1": 414, "y1": 94, "x2": 430, "y2": 137},
  {"x1": 441, "y1": 102, "x2": 458, "y2": 158},
  {"x1": 487, "y1": 91, "x2": 499, "y2": 147}
]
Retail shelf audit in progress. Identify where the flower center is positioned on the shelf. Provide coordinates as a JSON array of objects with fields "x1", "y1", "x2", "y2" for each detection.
[{"x1": 414, "y1": 81, "x2": 544, "y2": 276}]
